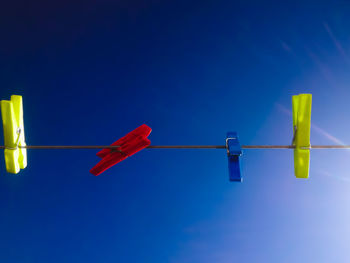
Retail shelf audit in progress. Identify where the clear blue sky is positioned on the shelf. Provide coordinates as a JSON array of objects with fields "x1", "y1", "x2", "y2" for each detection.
[{"x1": 1, "y1": 1, "x2": 350, "y2": 262}]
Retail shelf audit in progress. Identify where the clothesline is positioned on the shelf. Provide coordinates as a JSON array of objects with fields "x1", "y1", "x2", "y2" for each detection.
[
  {"x1": 1, "y1": 145, "x2": 350, "y2": 149},
  {"x1": 0, "y1": 94, "x2": 343, "y2": 179}
]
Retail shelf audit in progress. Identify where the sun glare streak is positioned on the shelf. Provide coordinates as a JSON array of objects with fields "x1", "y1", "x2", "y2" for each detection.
[
  {"x1": 323, "y1": 22, "x2": 348, "y2": 61},
  {"x1": 310, "y1": 124, "x2": 345, "y2": 145},
  {"x1": 317, "y1": 170, "x2": 350, "y2": 183}
]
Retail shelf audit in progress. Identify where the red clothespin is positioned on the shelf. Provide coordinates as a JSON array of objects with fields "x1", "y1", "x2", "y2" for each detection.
[{"x1": 90, "y1": 124, "x2": 152, "y2": 176}]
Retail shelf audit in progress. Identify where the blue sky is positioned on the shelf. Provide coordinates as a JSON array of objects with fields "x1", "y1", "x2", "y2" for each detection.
[{"x1": 1, "y1": 1, "x2": 350, "y2": 262}]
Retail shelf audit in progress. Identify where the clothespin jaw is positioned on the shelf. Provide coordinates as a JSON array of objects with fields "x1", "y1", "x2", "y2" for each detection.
[
  {"x1": 1, "y1": 95, "x2": 27, "y2": 174},
  {"x1": 226, "y1": 132, "x2": 242, "y2": 182},
  {"x1": 90, "y1": 124, "x2": 152, "y2": 176},
  {"x1": 292, "y1": 94, "x2": 312, "y2": 178}
]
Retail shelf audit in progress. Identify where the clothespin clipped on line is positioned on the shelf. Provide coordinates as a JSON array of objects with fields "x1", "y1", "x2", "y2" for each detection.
[
  {"x1": 226, "y1": 132, "x2": 242, "y2": 182},
  {"x1": 0, "y1": 95, "x2": 27, "y2": 174},
  {"x1": 292, "y1": 94, "x2": 312, "y2": 178},
  {"x1": 90, "y1": 124, "x2": 152, "y2": 176}
]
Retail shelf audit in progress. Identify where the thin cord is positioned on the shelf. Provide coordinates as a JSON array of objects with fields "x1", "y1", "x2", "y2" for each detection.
[{"x1": 1, "y1": 145, "x2": 350, "y2": 149}]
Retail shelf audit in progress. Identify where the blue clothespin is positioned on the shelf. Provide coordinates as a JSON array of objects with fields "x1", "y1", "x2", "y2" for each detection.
[{"x1": 226, "y1": 132, "x2": 242, "y2": 182}]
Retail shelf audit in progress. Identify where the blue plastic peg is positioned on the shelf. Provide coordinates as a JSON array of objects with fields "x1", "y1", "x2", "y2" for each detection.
[{"x1": 226, "y1": 132, "x2": 242, "y2": 182}]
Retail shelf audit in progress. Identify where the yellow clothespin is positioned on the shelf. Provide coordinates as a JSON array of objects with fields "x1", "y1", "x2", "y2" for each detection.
[
  {"x1": 1, "y1": 95, "x2": 27, "y2": 174},
  {"x1": 292, "y1": 94, "x2": 312, "y2": 178}
]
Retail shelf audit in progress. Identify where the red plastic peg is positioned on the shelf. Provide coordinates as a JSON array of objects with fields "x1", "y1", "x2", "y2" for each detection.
[{"x1": 90, "y1": 124, "x2": 152, "y2": 176}]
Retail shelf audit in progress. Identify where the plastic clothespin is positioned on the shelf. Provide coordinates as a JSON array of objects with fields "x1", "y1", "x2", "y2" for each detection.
[
  {"x1": 1, "y1": 95, "x2": 27, "y2": 174},
  {"x1": 292, "y1": 94, "x2": 312, "y2": 178},
  {"x1": 90, "y1": 124, "x2": 152, "y2": 176},
  {"x1": 226, "y1": 132, "x2": 242, "y2": 182}
]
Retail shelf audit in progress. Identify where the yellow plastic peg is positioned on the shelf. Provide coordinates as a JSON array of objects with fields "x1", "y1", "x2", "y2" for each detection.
[
  {"x1": 1, "y1": 95, "x2": 27, "y2": 174},
  {"x1": 292, "y1": 94, "x2": 312, "y2": 178}
]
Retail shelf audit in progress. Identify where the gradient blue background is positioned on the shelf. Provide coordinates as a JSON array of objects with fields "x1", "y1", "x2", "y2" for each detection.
[{"x1": 1, "y1": 1, "x2": 350, "y2": 262}]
